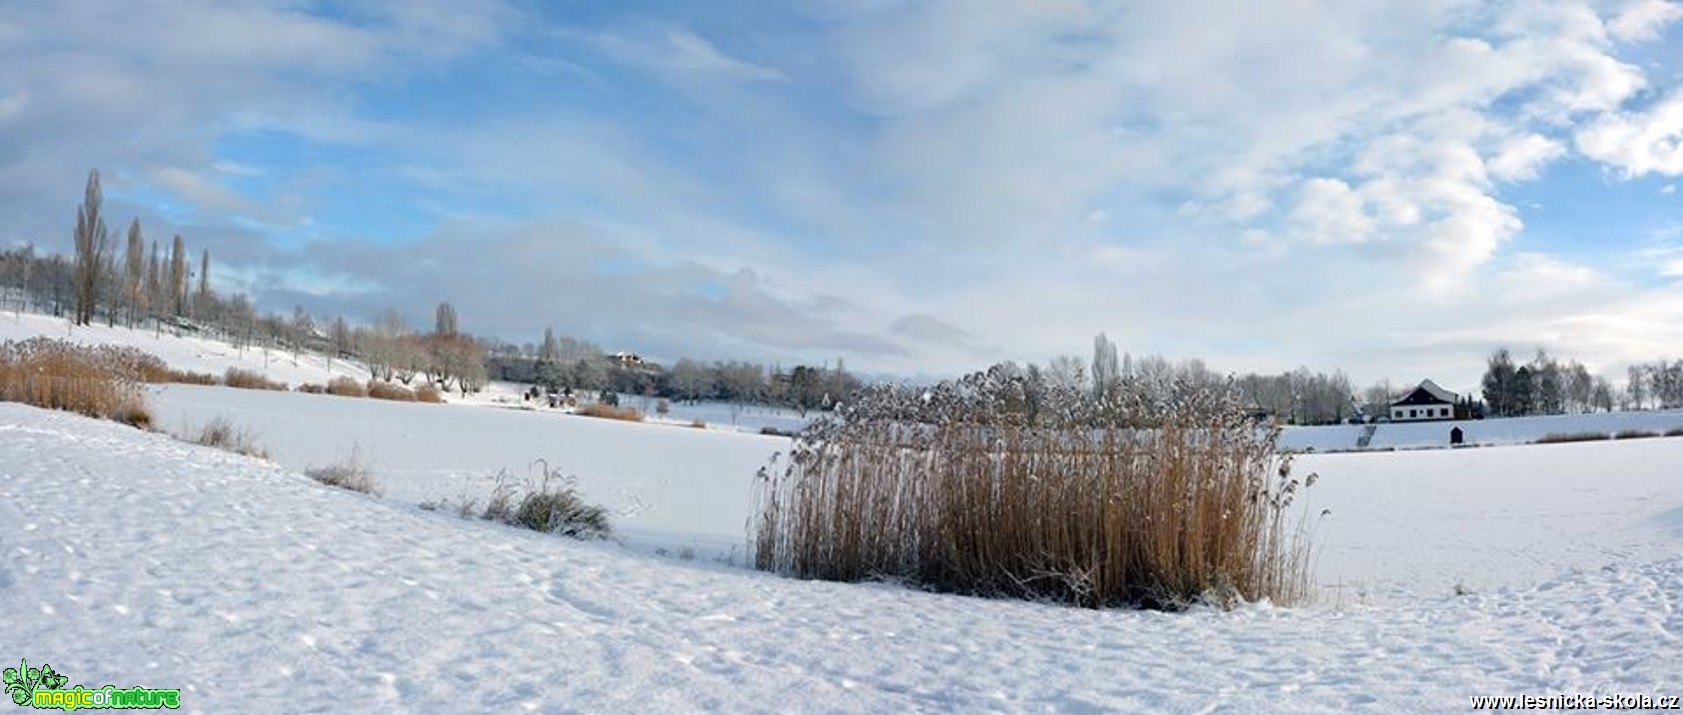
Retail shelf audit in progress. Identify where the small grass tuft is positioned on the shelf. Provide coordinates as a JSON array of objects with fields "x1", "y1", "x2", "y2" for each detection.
[
  {"x1": 194, "y1": 417, "x2": 268, "y2": 459},
  {"x1": 295, "y1": 383, "x2": 326, "y2": 394},
  {"x1": 437, "y1": 461, "x2": 611, "y2": 540},
  {"x1": 305, "y1": 450, "x2": 380, "y2": 495}
]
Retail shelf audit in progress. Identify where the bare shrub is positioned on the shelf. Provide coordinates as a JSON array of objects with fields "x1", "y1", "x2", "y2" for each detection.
[
  {"x1": 1535, "y1": 431, "x2": 1610, "y2": 444},
  {"x1": 195, "y1": 417, "x2": 268, "y2": 458},
  {"x1": 305, "y1": 450, "x2": 381, "y2": 495},
  {"x1": 576, "y1": 403, "x2": 644, "y2": 422},
  {"x1": 759, "y1": 426, "x2": 794, "y2": 437},
  {"x1": 326, "y1": 376, "x2": 367, "y2": 398},
  {"x1": 367, "y1": 381, "x2": 417, "y2": 402},
  {"x1": 295, "y1": 383, "x2": 326, "y2": 394},
  {"x1": 1613, "y1": 429, "x2": 1660, "y2": 440},
  {"x1": 0, "y1": 338, "x2": 153, "y2": 428},
  {"x1": 414, "y1": 385, "x2": 444, "y2": 403},
  {"x1": 754, "y1": 368, "x2": 1315, "y2": 610},
  {"x1": 223, "y1": 368, "x2": 285, "y2": 391},
  {"x1": 657, "y1": 398, "x2": 671, "y2": 416}
]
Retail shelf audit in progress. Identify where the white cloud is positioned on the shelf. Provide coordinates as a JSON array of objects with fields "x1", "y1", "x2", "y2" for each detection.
[
  {"x1": 1576, "y1": 90, "x2": 1683, "y2": 177},
  {"x1": 1288, "y1": 178, "x2": 1375, "y2": 245},
  {"x1": 1609, "y1": 0, "x2": 1683, "y2": 41},
  {"x1": 1489, "y1": 134, "x2": 1568, "y2": 181},
  {"x1": 577, "y1": 28, "x2": 788, "y2": 85}
]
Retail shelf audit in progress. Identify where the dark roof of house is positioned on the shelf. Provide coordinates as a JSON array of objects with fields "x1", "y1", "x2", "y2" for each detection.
[{"x1": 1391, "y1": 379, "x2": 1457, "y2": 407}]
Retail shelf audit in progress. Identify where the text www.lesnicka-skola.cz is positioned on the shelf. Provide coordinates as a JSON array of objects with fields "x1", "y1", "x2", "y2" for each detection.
[{"x1": 1469, "y1": 693, "x2": 1680, "y2": 710}]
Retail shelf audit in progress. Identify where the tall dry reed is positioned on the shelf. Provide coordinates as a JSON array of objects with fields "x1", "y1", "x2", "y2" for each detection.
[
  {"x1": 754, "y1": 367, "x2": 1314, "y2": 610},
  {"x1": 0, "y1": 338, "x2": 153, "y2": 428}
]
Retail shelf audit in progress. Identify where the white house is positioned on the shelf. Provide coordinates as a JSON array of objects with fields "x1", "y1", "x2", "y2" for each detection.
[{"x1": 1389, "y1": 379, "x2": 1457, "y2": 422}]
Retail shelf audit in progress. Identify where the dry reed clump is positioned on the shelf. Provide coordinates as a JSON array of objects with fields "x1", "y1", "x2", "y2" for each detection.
[
  {"x1": 1613, "y1": 429, "x2": 1660, "y2": 440},
  {"x1": 575, "y1": 403, "x2": 644, "y2": 422},
  {"x1": 414, "y1": 385, "x2": 444, "y2": 403},
  {"x1": 367, "y1": 381, "x2": 417, "y2": 402},
  {"x1": 753, "y1": 368, "x2": 1316, "y2": 611},
  {"x1": 326, "y1": 376, "x2": 367, "y2": 398},
  {"x1": 689, "y1": 419, "x2": 708, "y2": 429},
  {"x1": 167, "y1": 369, "x2": 218, "y2": 385},
  {"x1": 1536, "y1": 431, "x2": 1609, "y2": 444},
  {"x1": 0, "y1": 338, "x2": 153, "y2": 428},
  {"x1": 195, "y1": 417, "x2": 268, "y2": 458},
  {"x1": 223, "y1": 368, "x2": 286, "y2": 391}
]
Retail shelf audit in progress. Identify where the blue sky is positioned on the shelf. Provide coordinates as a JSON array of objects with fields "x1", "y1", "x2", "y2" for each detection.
[{"x1": 2, "y1": 0, "x2": 1681, "y2": 392}]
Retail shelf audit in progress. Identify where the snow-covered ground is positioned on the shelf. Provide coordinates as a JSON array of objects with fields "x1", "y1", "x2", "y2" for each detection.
[
  {"x1": 5, "y1": 310, "x2": 1683, "y2": 709},
  {"x1": 150, "y1": 384, "x2": 786, "y2": 560},
  {"x1": 1281, "y1": 411, "x2": 1683, "y2": 452},
  {"x1": 2, "y1": 404, "x2": 1680, "y2": 712}
]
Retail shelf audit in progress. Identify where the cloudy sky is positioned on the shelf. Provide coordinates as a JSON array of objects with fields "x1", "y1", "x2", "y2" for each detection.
[{"x1": 2, "y1": 1, "x2": 1681, "y2": 391}]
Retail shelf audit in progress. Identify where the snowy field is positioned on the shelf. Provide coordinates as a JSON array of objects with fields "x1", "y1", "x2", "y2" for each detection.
[
  {"x1": 1281, "y1": 411, "x2": 1683, "y2": 452},
  {"x1": 5, "y1": 312, "x2": 1683, "y2": 710},
  {"x1": 150, "y1": 384, "x2": 785, "y2": 559},
  {"x1": 2, "y1": 404, "x2": 1680, "y2": 712}
]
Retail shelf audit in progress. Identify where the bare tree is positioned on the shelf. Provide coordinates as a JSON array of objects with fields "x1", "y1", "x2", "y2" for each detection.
[
  {"x1": 434, "y1": 301, "x2": 458, "y2": 337},
  {"x1": 71, "y1": 169, "x2": 110, "y2": 326},
  {"x1": 1091, "y1": 333, "x2": 1119, "y2": 400},
  {"x1": 195, "y1": 249, "x2": 210, "y2": 318}
]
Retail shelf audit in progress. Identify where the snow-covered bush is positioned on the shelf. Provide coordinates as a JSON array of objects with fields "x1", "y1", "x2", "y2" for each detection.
[{"x1": 754, "y1": 366, "x2": 1315, "y2": 610}]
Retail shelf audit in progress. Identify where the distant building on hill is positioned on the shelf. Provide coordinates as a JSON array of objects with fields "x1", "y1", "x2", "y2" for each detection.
[{"x1": 1389, "y1": 379, "x2": 1457, "y2": 422}]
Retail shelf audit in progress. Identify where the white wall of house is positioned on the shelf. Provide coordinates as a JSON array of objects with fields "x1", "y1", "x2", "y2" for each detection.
[{"x1": 1391, "y1": 404, "x2": 1453, "y2": 421}]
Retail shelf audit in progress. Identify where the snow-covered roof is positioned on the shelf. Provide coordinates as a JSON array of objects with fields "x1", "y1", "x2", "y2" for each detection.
[{"x1": 1391, "y1": 379, "x2": 1457, "y2": 406}]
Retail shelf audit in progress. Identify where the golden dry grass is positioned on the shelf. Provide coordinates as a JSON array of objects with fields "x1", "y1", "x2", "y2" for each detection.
[
  {"x1": 414, "y1": 385, "x2": 444, "y2": 403},
  {"x1": 754, "y1": 373, "x2": 1314, "y2": 610},
  {"x1": 326, "y1": 376, "x2": 367, "y2": 398},
  {"x1": 167, "y1": 369, "x2": 217, "y2": 385},
  {"x1": 223, "y1": 368, "x2": 286, "y2": 391},
  {"x1": 366, "y1": 381, "x2": 417, "y2": 402},
  {"x1": 576, "y1": 403, "x2": 645, "y2": 422},
  {"x1": 0, "y1": 338, "x2": 153, "y2": 428},
  {"x1": 1535, "y1": 431, "x2": 1609, "y2": 444}
]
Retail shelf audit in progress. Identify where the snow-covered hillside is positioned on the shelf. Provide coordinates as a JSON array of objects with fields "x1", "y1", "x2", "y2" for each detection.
[
  {"x1": 3, "y1": 404, "x2": 1679, "y2": 712},
  {"x1": 0, "y1": 311, "x2": 369, "y2": 387}
]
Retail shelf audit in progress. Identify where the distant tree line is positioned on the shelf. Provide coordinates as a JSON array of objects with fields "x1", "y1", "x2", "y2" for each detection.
[
  {"x1": 2, "y1": 169, "x2": 490, "y2": 395},
  {"x1": 484, "y1": 328, "x2": 863, "y2": 413},
  {"x1": 1480, "y1": 348, "x2": 1615, "y2": 417}
]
